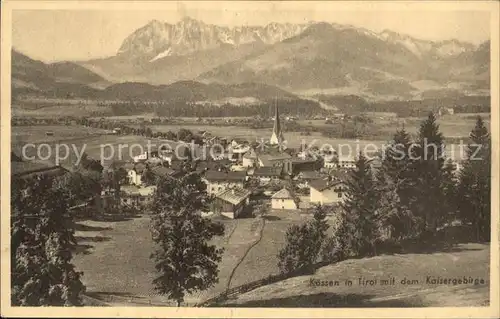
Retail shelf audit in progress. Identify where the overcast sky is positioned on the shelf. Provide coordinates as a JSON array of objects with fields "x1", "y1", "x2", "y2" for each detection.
[{"x1": 12, "y1": 2, "x2": 491, "y2": 62}]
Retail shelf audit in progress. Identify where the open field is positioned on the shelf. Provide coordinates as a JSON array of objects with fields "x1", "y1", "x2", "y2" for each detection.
[
  {"x1": 73, "y1": 211, "x2": 489, "y2": 307},
  {"x1": 11, "y1": 125, "x2": 109, "y2": 144},
  {"x1": 73, "y1": 214, "x2": 267, "y2": 306},
  {"x1": 11, "y1": 123, "x2": 470, "y2": 167},
  {"x1": 12, "y1": 103, "x2": 113, "y2": 118}
]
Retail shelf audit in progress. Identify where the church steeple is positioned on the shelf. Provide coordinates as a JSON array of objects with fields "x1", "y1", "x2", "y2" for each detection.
[{"x1": 270, "y1": 97, "x2": 285, "y2": 145}]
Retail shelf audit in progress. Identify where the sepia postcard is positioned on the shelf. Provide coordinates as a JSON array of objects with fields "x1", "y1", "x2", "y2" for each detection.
[{"x1": 1, "y1": 1, "x2": 499, "y2": 318}]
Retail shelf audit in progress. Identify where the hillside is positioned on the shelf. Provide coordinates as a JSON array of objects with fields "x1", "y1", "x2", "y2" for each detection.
[
  {"x1": 216, "y1": 243, "x2": 490, "y2": 307},
  {"x1": 11, "y1": 50, "x2": 108, "y2": 97}
]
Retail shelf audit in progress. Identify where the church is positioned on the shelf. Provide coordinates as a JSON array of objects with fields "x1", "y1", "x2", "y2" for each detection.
[{"x1": 269, "y1": 99, "x2": 286, "y2": 146}]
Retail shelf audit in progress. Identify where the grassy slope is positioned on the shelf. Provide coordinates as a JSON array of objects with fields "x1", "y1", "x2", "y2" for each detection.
[{"x1": 220, "y1": 243, "x2": 490, "y2": 307}]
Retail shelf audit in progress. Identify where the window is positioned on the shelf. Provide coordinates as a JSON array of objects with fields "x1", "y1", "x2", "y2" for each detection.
[
  {"x1": 123, "y1": 199, "x2": 128, "y2": 203},
  {"x1": 282, "y1": 199, "x2": 284, "y2": 203},
  {"x1": 338, "y1": 192, "x2": 343, "y2": 198},
  {"x1": 140, "y1": 197, "x2": 145, "y2": 202}
]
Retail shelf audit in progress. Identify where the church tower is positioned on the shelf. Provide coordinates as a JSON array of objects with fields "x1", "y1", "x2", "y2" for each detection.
[{"x1": 270, "y1": 98, "x2": 285, "y2": 145}]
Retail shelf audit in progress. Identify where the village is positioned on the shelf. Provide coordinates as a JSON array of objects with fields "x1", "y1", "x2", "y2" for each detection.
[{"x1": 95, "y1": 103, "x2": 356, "y2": 220}]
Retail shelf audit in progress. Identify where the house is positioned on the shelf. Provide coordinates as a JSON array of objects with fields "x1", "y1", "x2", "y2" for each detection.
[
  {"x1": 211, "y1": 187, "x2": 252, "y2": 219},
  {"x1": 120, "y1": 185, "x2": 156, "y2": 207},
  {"x1": 292, "y1": 158, "x2": 322, "y2": 173},
  {"x1": 242, "y1": 149, "x2": 258, "y2": 167},
  {"x1": 309, "y1": 179, "x2": 347, "y2": 205},
  {"x1": 258, "y1": 151, "x2": 292, "y2": 174},
  {"x1": 127, "y1": 163, "x2": 146, "y2": 185},
  {"x1": 203, "y1": 170, "x2": 246, "y2": 194},
  {"x1": 151, "y1": 165, "x2": 182, "y2": 179},
  {"x1": 294, "y1": 170, "x2": 323, "y2": 188},
  {"x1": 337, "y1": 154, "x2": 356, "y2": 169},
  {"x1": 253, "y1": 166, "x2": 282, "y2": 184},
  {"x1": 271, "y1": 188, "x2": 298, "y2": 210},
  {"x1": 438, "y1": 107, "x2": 455, "y2": 116}
]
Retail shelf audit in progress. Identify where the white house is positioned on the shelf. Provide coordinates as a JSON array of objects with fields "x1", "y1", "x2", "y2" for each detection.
[
  {"x1": 127, "y1": 163, "x2": 146, "y2": 186},
  {"x1": 309, "y1": 179, "x2": 346, "y2": 205},
  {"x1": 242, "y1": 149, "x2": 258, "y2": 167},
  {"x1": 271, "y1": 188, "x2": 298, "y2": 210}
]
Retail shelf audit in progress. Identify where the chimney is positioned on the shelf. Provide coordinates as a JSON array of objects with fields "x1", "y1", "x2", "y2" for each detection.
[{"x1": 232, "y1": 189, "x2": 235, "y2": 195}]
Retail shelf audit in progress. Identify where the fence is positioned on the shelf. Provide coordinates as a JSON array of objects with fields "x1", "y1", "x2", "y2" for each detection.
[{"x1": 197, "y1": 261, "x2": 332, "y2": 307}]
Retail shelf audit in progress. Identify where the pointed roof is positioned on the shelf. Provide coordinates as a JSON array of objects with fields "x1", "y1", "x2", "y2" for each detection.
[
  {"x1": 270, "y1": 97, "x2": 285, "y2": 145},
  {"x1": 271, "y1": 187, "x2": 295, "y2": 199},
  {"x1": 273, "y1": 98, "x2": 281, "y2": 137}
]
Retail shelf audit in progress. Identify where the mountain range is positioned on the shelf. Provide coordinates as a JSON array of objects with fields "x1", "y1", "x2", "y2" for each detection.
[{"x1": 12, "y1": 17, "x2": 490, "y2": 104}]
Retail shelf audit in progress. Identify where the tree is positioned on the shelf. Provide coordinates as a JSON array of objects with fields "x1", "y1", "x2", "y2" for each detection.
[
  {"x1": 277, "y1": 205, "x2": 330, "y2": 273},
  {"x1": 11, "y1": 175, "x2": 85, "y2": 306},
  {"x1": 339, "y1": 152, "x2": 380, "y2": 257},
  {"x1": 457, "y1": 116, "x2": 491, "y2": 241},
  {"x1": 141, "y1": 166, "x2": 157, "y2": 186},
  {"x1": 409, "y1": 112, "x2": 448, "y2": 234},
  {"x1": 150, "y1": 173, "x2": 225, "y2": 306},
  {"x1": 378, "y1": 128, "x2": 418, "y2": 240}
]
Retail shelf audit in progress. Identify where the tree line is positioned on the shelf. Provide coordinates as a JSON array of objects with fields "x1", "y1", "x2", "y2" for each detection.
[{"x1": 277, "y1": 113, "x2": 491, "y2": 273}]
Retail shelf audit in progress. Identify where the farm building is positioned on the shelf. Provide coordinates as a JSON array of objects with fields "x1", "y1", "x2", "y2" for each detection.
[
  {"x1": 211, "y1": 187, "x2": 252, "y2": 219},
  {"x1": 309, "y1": 179, "x2": 346, "y2": 205},
  {"x1": 203, "y1": 170, "x2": 246, "y2": 194},
  {"x1": 271, "y1": 188, "x2": 298, "y2": 210}
]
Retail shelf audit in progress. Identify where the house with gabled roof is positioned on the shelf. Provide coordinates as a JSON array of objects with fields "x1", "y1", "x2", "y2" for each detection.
[
  {"x1": 309, "y1": 179, "x2": 347, "y2": 205},
  {"x1": 252, "y1": 166, "x2": 282, "y2": 184},
  {"x1": 271, "y1": 188, "x2": 298, "y2": 210},
  {"x1": 202, "y1": 170, "x2": 246, "y2": 194},
  {"x1": 211, "y1": 187, "x2": 252, "y2": 219}
]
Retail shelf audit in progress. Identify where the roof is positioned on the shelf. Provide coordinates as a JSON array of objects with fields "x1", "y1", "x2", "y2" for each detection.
[
  {"x1": 271, "y1": 188, "x2": 295, "y2": 199},
  {"x1": 204, "y1": 170, "x2": 246, "y2": 182},
  {"x1": 120, "y1": 185, "x2": 141, "y2": 196},
  {"x1": 243, "y1": 149, "x2": 258, "y2": 159},
  {"x1": 338, "y1": 154, "x2": 356, "y2": 162},
  {"x1": 300, "y1": 171, "x2": 322, "y2": 180},
  {"x1": 138, "y1": 186, "x2": 156, "y2": 196},
  {"x1": 215, "y1": 187, "x2": 251, "y2": 205},
  {"x1": 253, "y1": 166, "x2": 282, "y2": 177},
  {"x1": 309, "y1": 179, "x2": 345, "y2": 192},
  {"x1": 151, "y1": 166, "x2": 177, "y2": 177},
  {"x1": 134, "y1": 163, "x2": 146, "y2": 174},
  {"x1": 259, "y1": 152, "x2": 292, "y2": 161}
]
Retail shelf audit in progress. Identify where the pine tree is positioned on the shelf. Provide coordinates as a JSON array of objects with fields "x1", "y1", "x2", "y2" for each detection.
[
  {"x1": 11, "y1": 175, "x2": 85, "y2": 306},
  {"x1": 278, "y1": 205, "x2": 330, "y2": 273},
  {"x1": 339, "y1": 152, "x2": 379, "y2": 257},
  {"x1": 457, "y1": 116, "x2": 491, "y2": 241},
  {"x1": 409, "y1": 112, "x2": 447, "y2": 234},
  {"x1": 378, "y1": 128, "x2": 418, "y2": 240},
  {"x1": 150, "y1": 173, "x2": 225, "y2": 306}
]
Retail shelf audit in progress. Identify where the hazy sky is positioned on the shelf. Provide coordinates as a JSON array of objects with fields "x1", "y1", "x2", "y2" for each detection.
[{"x1": 11, "y1": 2, "x2": 491, "y2": 62}]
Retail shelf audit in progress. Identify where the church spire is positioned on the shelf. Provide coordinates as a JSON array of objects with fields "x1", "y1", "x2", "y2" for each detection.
[{"x1": 270, "y1": 96, "x2": 285, "y2": 145}]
